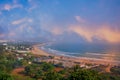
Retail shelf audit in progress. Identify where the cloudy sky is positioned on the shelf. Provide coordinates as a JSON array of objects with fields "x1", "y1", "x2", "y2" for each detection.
[{"x1": 0, "y1": 0, "x2": 120, "y2": 44}]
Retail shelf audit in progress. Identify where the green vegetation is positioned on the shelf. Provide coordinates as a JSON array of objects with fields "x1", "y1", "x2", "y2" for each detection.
[
  {"x1": 0, "y1": 52, "x2": 16, "y2": 72},
  {"x1": 43, "y1": 71, "x2": 63, "y2": 80},
  {"x1": 24, "y1": 63, "x2": 120, "y2": 80},
  {"x1": 12, "y1": 75, "x2": 34, "y2": 80},
  {"x1": 68, "y1": 66, "x2": 99, "y2": 80},
  {"x1": 0, "y1": 71, "x2": 13, "y2": 80},
  {"x1": 24, "y1": 62, "x2": 54, "y2": 79},
  {"x1": 0, "y1": 44, "x2": 120, "y2": 80}
]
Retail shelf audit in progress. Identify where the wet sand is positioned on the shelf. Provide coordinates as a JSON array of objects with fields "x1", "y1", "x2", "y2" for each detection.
[{"x1": 31, "y1": 45, "x2": 49, "y2": 56}]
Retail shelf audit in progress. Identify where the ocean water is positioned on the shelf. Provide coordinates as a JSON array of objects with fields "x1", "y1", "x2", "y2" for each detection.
[{"x1": 43, "y1": 43, "x2": 120, "y2": 61}]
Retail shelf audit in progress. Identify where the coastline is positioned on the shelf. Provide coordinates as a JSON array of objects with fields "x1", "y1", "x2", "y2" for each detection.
[
  {"x1": 31, "y1": 45, "x2": 49, "y2": 56},
  {"x1": 31, "y1": 44, "x2": 120, "y2": 67}
]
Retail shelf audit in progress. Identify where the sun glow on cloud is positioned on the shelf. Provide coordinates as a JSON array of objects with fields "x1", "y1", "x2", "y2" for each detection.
[{"x1": 69, "y1": 25, "x2": 120, "y2": 43}]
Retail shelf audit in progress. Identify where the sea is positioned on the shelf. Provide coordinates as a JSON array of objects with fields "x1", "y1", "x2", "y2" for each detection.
[{"x1": 41, "y1": 42, "x2": 120, "y2": 61}]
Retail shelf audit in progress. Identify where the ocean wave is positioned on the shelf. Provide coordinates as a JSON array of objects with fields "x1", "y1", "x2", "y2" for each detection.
[
  {"x1": 85, "y1": 52, "x2": 119, "y2": 57},
  {"x1": 40, "y1": 46, "x2": 80, "y2": 57},
  {"x1": 39, "y1": 45, "x2": 120, "y2": 61}
]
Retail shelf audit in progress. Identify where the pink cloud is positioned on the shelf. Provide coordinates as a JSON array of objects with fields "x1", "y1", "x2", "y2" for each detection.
[
  {"x1": 69, "y1": 25, "x2": 94, "y2": 42},
  {"x1": 97, "y1": 26, "x2": 120, "y2": 43},
  {"x1": 69, "y1": 25, "x2": 120, "y2": 43}
]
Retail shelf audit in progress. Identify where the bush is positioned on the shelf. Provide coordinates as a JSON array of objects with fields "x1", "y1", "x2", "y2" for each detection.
[{"x1": 0, "y1": 72, "x2": 14, "y2": 80}]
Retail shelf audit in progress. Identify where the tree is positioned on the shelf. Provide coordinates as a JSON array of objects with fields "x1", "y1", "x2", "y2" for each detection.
[
  {"x1": 43, "y1": 71, "x2": 63, "y2": 80},
  {"x1": 34, "y1": 70, "x2": 43, "y2": 79},
  {"x1": 68, "y1": 68, "x2": 99, "y2": 80},
  {"x1": 12, "y1": 75, "x2": 34, "y2": 80},
  {"x1": 41, "y1": 62, "x2": 54, "y2": 72},
  {"x1": 0, "y1": 64, "x2": 6, "y2": 72},
  {"x1": 0, "y1": 72, "x2": 14, "y2": 80},
  {"x1": 24, "y1": 65, "x2": 36, "y2": 77}
]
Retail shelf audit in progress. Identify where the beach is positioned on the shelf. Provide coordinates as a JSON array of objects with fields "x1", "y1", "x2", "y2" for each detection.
[
  {"x1": 31, "y1": 45, "x2": 49, "y2": 56},
  {"x1": 31, "y1": 44, "x2": 120, "y2": 67}
]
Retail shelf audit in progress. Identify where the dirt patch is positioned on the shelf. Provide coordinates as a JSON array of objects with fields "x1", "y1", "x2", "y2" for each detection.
[
  {"x1": 54, "y1": 67, "x2": 63, "y2": 72},
  {"x1": 11, "y1": 67, "x2": 25, "y2": 76}
]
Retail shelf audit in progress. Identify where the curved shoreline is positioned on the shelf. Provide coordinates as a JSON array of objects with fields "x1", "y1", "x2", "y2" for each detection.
[
  {"x1": 40, "y1": 45, "x2": 120, "y2": 61},
  {"x1": 31, "y1": 44, "x2": 120, "y2": 66}
]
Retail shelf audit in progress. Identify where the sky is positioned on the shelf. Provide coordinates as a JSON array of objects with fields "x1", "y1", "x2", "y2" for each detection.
[{"x1": 0, "y1": 0, "x2": 120, "y2": 44}]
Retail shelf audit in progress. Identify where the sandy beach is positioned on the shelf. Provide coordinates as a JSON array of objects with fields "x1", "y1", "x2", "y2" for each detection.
[
  {"x1": 31, "y1": 45, "x2": 49, "y2": 56},
  {"x1": 31, "y1": 44, "x2": 120, "y2": 67}
]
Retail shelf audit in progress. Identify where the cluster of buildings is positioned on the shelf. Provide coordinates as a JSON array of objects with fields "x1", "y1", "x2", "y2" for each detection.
[
  {"x1": 1, "y1": 43, "x2": 33, "y2": 51},
  {"x1": 0, "y1": 42, "x2": 33, "y2": 64},
  {"x1": 33, "y1": 55, "x2": 100, "y2": 68}
]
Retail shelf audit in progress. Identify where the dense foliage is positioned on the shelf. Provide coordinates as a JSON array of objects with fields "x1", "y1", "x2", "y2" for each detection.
[
  {"x1": 0, "y1": 71, "x2": 13, "y2": 80},
  {"x1": 24, "y1": 62, "x2": 54, "y2": 79},
  {"x1": 68, "y1": 66, "x2": 99, "y2": 80}
]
